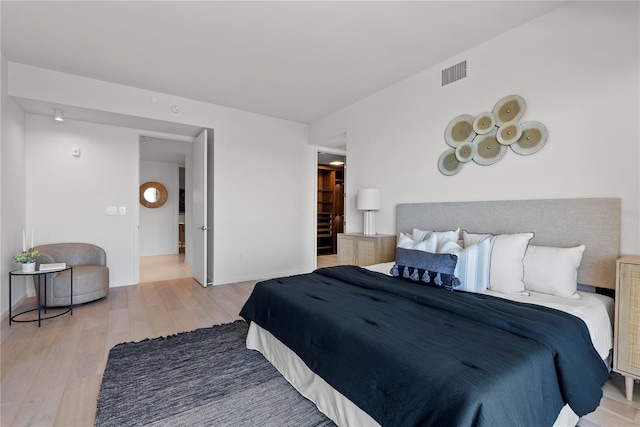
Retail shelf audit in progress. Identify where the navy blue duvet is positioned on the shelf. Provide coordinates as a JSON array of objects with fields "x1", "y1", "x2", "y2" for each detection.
[{"x1": 240, "y1": 266, "x2": 608, "y2": 427}]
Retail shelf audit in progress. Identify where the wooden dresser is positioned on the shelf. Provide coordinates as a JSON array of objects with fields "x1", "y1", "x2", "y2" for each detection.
[
  {"x1": 337, "y1": 233, "x2": 396, "y2": 267},
  {"x1": 614, "y1": 255, "x2": 640, "y2": 401}
]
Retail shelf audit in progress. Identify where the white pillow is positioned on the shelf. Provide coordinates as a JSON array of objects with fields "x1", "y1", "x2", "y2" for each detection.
[
  {"x1": 413, "y1": 227, "x2": 460, "y2": 252},
  {"x1": 439, "y1": 237, "x2": 493, "y2": 293},
  {"x1": 488, "y1": 232, "x2": 534, "y2": 294},
  {"x1": 523, "y1": 245, "x2": 585, "y2": 298},
  {"x1": 397, "y1": 232, "x2": 437, "y2": 252},
  {"x1": 463, "y1": 230, "x2": 495, "y2": 247}
]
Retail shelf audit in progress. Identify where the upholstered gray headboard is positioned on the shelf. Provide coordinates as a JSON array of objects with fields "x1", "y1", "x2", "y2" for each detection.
[{"x1": 397, "y1": 198, "x2": 621, "y2": 289}]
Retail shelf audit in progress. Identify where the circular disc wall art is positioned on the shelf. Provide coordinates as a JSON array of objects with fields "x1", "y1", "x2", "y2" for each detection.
[
  {"x1": 438, "y1": 148, "x2": 463, "y2": 175},
  {"x1": 455, "y1": 141, "x2": 477, "y2": 163},
  {"x1": 472, "y1": 112, "x2": 496, "y2": 135},
  {"x1": 492, "y1": 95, "x2": 526, "y2": 126},
  {"x1": 440, "y1": 94, "x2": 547, "y2": 175},
  {"x1": 496, "y1": 121, "x2": 522, "y2": 145},
  {"x1": 511, "y1": 121, "x2": 548, "y2": 155},
  {"x1": 473, "y1": 132, "x2": 507, "y2": 166},
  {"x1": 444, "y1": 114, "x2": 476, "y2": 147}
]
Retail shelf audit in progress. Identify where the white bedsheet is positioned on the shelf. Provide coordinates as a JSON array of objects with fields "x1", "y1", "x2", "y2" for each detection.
[{"x1": 246, "y1": 263, "x2": 614, "y2": 427}]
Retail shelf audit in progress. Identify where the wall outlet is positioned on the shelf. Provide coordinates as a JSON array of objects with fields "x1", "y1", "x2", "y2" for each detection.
[
  {"x1": 106, "y1": 206, "x2": 117, "y2": 216},
  {"x1": 118, "y1": 206, "x2": 126, "y2": 215},
  {"x1": 71, "y1": 147, "x2": 81, "y2": 157}
]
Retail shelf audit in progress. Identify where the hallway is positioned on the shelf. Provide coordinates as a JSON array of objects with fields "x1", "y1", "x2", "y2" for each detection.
[{"x1": 139, "y1": 254, "x2": 192, "y2": 283}]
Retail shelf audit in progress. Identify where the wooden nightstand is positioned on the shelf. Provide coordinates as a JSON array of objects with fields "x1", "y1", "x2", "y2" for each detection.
[
  {"x1": 337, "y1": 233, "x2": 396, "y2": 267},
  {"x1": 614, "y1": 255, "x2": 640, "y2": 401}
]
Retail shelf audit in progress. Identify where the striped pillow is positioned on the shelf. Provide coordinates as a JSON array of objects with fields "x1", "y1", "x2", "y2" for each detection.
[
  {"x1": 397, "y1": 232, "x2": 438, "y2": 253},
  {"x1": 439, "y1": 238, "x2": 492, "y2": 293}
]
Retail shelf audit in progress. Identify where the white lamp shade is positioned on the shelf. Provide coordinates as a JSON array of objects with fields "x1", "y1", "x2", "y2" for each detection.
[{"x1": 357, "y1": 189, "x2": 380, "y2": 211}]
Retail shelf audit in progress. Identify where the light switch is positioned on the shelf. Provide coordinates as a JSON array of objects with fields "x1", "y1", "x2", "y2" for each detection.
[
  {"x1": 106, "y1": 206, "x2": 117, "y2": 216},
  {"x1": 118, "y1": 206, "x2": 126, "y2": 215}
]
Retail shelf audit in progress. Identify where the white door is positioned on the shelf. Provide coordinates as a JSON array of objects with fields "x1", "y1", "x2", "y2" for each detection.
[{"x1": 192, "y1": 129, "x2": 208, "y2": 286}]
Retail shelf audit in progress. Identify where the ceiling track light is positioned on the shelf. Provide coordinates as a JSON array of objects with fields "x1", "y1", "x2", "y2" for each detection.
[{"x1": 54, "y1": 109, "x2": 64, "y2": 122}]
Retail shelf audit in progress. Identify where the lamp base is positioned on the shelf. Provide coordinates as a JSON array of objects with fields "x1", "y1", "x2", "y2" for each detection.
[{"x1": 363, "y1": 211, "x2": 376, "y2": 236}]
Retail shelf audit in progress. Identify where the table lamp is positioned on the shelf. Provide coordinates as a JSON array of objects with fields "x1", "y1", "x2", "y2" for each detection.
[{"x1": 357, "y1": 189, "x2": 380, "y2": 236}]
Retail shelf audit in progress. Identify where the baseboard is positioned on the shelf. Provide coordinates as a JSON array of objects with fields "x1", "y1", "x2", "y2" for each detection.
[
  {"x1": 212, "y1": 268, "x2": 312, "y2": 286},
  {"x1": 0, "y1": 294, "x2": 28, "y2": 323}
]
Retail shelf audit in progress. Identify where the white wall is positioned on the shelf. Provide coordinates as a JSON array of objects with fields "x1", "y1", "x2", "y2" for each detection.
[
  {"x1": 308, "y1": 106, "x2": 348, "y2": 148},
  {"x1": 1, "y1": 52, "x2": 28, "y2": 318},
  {"x1": 139, "y1": 161, "x2": 179, "y2": 256},
  {"x1": 317, "y1": 1, "x2": 639, "y2": 256},
  {"x1": 212, "y1": 121, "x2": 317, "y2": 284},
  {"x1": 25, "y1": 114, "x2": 139, "y2": 287},
  {"x1": 9, "y1": 64, "x2": 315, "y2": 286}
]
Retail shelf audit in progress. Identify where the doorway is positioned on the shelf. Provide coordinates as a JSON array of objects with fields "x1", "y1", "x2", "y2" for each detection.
[
  {"x1": 137, "y1": 128, "x2": 211, "y2": 286},
  {"x1": 138, "y1": 134, "x2": 193, "y2": 283},
  {"x1": 317, "y1": 152, "x2": 346, "y2": 257}
]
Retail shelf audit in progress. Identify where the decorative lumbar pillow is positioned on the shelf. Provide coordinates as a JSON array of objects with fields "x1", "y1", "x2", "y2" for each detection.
[
  {"x1": 488, "y1": 232, "x2": 534, "y2": 294},
  {"x1": 391, "y1": 247, "x2": 459, "y2": 290},
  {"x1": 413, "y1": 228, "x2": 460, "y2": 252},
  {"x1": 523, "y1": 245, "x2": 585, "y2": 298},
  {"x1": 439, "y1": 237, "x2": 493, "y2": 293},
  {"x1": 397, "y1": 232, "x2": 438, "y2": 253}
]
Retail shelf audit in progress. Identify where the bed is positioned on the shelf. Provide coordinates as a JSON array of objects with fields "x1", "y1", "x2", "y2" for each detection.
[{"x1": 240, "y1": 198, "x2": 621, "y2": 427}]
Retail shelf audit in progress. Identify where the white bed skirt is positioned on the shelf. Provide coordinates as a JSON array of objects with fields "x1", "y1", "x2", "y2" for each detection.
[{"x1": 246, "y1": 322, "x2": 580, "y2": 427}]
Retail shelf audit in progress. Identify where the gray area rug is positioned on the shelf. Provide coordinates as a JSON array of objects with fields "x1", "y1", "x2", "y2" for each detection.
[{"x1": 95, "y1": 320, "x2": 335, "y2": 427}]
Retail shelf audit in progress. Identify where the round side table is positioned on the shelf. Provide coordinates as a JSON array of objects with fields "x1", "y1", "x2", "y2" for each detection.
[{"x1": 9, "y1": 266, "x2": 73, "y2": 327}]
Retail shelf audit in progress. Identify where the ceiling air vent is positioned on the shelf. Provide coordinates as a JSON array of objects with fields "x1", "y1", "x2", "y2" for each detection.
[{"x1": 441, "y1": 60, "x2": 467, "y2": 87}]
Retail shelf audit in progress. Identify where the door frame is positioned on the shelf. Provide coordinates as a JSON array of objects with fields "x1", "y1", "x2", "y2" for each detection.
[{"x1": 134, "y1": 130, "x2": 198, "y2": 285}]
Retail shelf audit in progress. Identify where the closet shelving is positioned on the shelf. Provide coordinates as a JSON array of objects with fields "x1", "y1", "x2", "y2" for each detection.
[{"x1": 317, "y1": 165, "x2": 344, "y2": 255}]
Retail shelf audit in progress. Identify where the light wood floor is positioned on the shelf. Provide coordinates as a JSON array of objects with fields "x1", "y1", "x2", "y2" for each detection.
[
  {"x1": 1, "y1": 277, "x2": 256, "y2": 427},
  {"x1": 139, "y1": 253, "x2": 192, "y2": 283},
  {"x1": 1, "y1": 254, "x2": 638, "y2": 427},
  {"x1": 317, "y1": 253, "x2": 338, "y2": 268}
]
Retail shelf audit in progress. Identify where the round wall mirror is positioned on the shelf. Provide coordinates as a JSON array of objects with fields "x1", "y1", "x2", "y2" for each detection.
[{"x1": 140, "y1": 181, "x2": 168, "y2": 208}]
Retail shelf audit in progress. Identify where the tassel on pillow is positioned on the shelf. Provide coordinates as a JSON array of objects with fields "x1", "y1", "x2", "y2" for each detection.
[
  {"x1": 390, "y1": 264, "x2": 399, "y2": 277},
  {"x1": 403, "y1": 266, "x2": 410, "y2": 278},
  {"x1": 434, "y1": 273, "x2": 443, "y2": 286}
]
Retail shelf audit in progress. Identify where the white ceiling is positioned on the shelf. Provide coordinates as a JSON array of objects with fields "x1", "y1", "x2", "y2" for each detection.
[{"x1": 2, "y1": 1, "x2": 568, "y2": 125}]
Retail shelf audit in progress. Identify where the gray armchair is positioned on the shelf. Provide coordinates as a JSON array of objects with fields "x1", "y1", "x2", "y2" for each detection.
[{"x1": 34, "y1": 243, "x2": 109, "y2": 307}]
